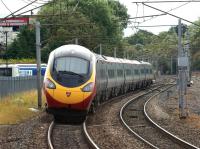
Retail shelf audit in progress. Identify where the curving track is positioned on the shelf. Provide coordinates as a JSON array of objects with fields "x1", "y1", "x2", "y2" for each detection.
[
  {"x1": 84, "y1": 88, "x2": 155, "y2": 149},
  {"x1": 120, "y1": 84, "x2": 199, "y2": 149},
  {"x1": 47, "y1": 79, "x2": 198, "y2": 149},
  {"x1": 47, "y1": 121, "x2": 91, "y2": 149}
]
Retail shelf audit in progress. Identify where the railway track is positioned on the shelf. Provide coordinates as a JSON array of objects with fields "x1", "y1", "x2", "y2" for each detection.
[
  {"x1": 47, "y1": 80, "x2": 197, "y2": 149},
  {"x1": 47, "y1": 121, "x2": 90, "y2": 149},
  {"x1": 83, "y1": 85, "x2": 162, "y2": 149},
  {"x1": 120, "y1": 84, "x2": 199, "y2": 149},
  {"x1": 47, "y1": 89, "x2": 153, "y2": 149}
]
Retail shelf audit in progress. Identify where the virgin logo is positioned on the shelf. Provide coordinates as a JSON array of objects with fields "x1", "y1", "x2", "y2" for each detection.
[{"x1": 66, "y1": 92, "x2": 71, "y2": 97}]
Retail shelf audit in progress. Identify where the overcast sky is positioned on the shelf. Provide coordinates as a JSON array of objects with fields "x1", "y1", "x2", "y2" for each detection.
[
  {"x1": 119, "y1": 0, "x2": 200, "y2": 36},
  {"x1": 1, "y1": 0, "x2": 200, "y2": 36}
]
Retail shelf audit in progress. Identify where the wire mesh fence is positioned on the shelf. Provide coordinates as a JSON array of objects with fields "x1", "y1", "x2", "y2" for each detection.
[{"x1": 0, "y1": 76, "x2": 44, "y2": 99}]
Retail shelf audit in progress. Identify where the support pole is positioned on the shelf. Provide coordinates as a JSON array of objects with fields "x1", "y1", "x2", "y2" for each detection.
[
  {"x1": 127, "y1": 51, "x2": 129, "y2": 59},
  {"x1": 186, "y1": 29, "x2": 190, "y2": 83},
  {"x1": 171, "y1": 56, "x2": 173, "y2": 75},
  {"x1": 75, "y1": 38, "x2": 78, "y2": 45},
  {"x1": 36, "y1": 21, "x2": 42, "y2": 109},
  {"x1": 178, "y1": 19, "x2": 188, "y2": 118},
  {"x1": 123, "y1": 50, "x2": 126, "y2": 59},
  {"x1": 114, "y1": 48, "x2": 116, "y2": 58},
  {"x1": 99, "y1": 44, "x2": 102, "y2": 55},
  {"x1": 5, "y1": 31, "x2": 8, "y2": 67}
]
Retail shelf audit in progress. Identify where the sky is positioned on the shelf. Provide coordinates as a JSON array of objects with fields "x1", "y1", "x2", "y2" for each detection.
[
  {"x1": 0, "y1": 0, "x2": 200, "y2": 36},
  {"x1": 119, "y1": 0, "x2": 200, "y2": 36}
]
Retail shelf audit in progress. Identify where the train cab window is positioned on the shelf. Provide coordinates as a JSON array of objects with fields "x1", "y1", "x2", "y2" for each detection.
[
  {"x1": 150, "y1": 69, "x2": 152, "y2": 74},
  {"x1": 53, "y1": 56, "x2": 90, "y2": 87},
  {"x1": 54, "y1": 57, "x2": 89, "y2": 75}
]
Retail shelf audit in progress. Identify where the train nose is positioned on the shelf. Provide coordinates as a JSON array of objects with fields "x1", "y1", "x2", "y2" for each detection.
[
  {"x1": 53, "y1": 88, "x2": 85, "y2": 104},
  {"x1": 66, "y1": 91, "x2": 71, "y2": 97}
]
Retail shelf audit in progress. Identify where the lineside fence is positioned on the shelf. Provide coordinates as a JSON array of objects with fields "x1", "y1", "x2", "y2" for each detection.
[{"x1": 0, "y1": 76, "x2": 44, "y2": 99}]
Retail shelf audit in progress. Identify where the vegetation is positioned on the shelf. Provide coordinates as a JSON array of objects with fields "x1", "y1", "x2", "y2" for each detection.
[
  {"x1": 1, "y1": 0, "x2": 200, "y2": 71},
  {"x1": 0, "y1": 90, "x2": 45, "y2": 124},
  {"x1": 3, "y1": 0, "x2": 129, "y2": 62},
  {"x1": 124, "y1": 21, "x2": 200, "y2": 73},
  {"x1": 0, "y1": 58, "x2": 36, "y2": 64},
  {"x1": 189, "y1": 20, "x2": 200, "y2": 70}
]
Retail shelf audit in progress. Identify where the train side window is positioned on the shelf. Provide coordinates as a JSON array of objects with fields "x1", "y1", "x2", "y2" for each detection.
[
  {"x1": 126, "y1": 69, "x2": 131, "y2": 76},
  {"x1": 100, "y1": 69, "x2": 106, "y2": 79},
  {"x1": 141, "y1": 69, "x2": 144, "y2": 74},
  {"x1": 146, "y1": 69, "x2": 149, "y2": 74},
  {"x1": 117, "y1": 69, "x2": 123, "y2": 77},
  {"x1": 134, "y1": 69, "x2": 139, "y2": 75},
  {"x1": 108, "y1": 69, "x2": 114, "y2": 78}
]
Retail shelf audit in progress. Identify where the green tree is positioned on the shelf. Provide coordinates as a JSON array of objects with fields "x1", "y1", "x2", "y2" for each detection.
[
  {"x1": 38, "y1": 0, "x2": 129, "y2": 61},
  {"x1": 6, "y1": 26, "x2": 36, "y2": 59},
  {"x1": 5, "y1": 0, "x2": 129, "y2": 62},
  {"x1": 189, "y1": 19, "x2": 200, "y2": 70}
]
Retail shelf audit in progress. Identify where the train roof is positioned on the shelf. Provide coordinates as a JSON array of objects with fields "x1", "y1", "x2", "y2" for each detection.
[
  {"x1": 140, "y1": 61, "x2": 152, "y2": 65},
  {"x1": 95, "y1": 54, "x2": 142, "y2": 64},
  {"x1": 53, "y1": 44, "x2": 93, "y2": 60},
  {"x1": 49, "y1": 45, "x2": 151, "y2": 66}
]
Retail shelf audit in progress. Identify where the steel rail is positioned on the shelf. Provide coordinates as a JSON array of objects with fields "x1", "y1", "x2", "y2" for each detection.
[
  {"x1": 47, "y1": 121, "x2": 54, "y2": 149},
  {"x1": 81, "y1": 85, "x2": 159, "y2": 149},
  {"x1": 144, "y1": 85, "x2": 200, "y2": 149},
  {"x1": 82, "y1": 120, "x2": 100, "y2": 149},
  {"x1": 120, "y1": 88, "x2": 160, "y2": 149},
  {"x1": 47, "y1": 120, "x2": 98, "y2": 149}
]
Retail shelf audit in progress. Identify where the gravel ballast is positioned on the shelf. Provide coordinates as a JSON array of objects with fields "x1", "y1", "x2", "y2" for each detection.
[
  {"x1": 146, "y1": 75, "x2": 200, "y2": 148},
  {"x1": 0, "y1": 113, "x2": 53, "y2": 149}
]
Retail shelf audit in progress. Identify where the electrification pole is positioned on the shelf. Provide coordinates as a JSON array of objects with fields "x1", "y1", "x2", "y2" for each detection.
[
  {"x1": 114, "y1": 48, "x2": 116, "y2": 58},
  {"x1": 99, "y1": 44, "x2": 102, "y2": 55},
  {"x1": 123, "y1": 50, "x2": 126, "y2": 59},
  {"x1": 36, "y1": 21, "x2": 42, "y2": 109},
  {"x1": 5, "y1": 31, "x2": 8, "y2": 67},
  {"x1": 178, "y1": 19, "x2": 188, "y2": 118},
  {"x1": 171, "y1": 56, "x2": 173, "y2": 75},
  {"x1": 185, "y1": 29, "x2": 191, "y2": 83},
  {"x1": 75, "y1": 38, "x2": 78, "y2": 45},
  {"x1": 127, "y1": 51, "x2": 129, "y2": 59}
]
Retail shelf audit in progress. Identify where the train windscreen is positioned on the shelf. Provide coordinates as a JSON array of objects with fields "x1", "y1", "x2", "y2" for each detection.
[{"x1": 52, "y1": 57, "x2": 90, "y2": 87}]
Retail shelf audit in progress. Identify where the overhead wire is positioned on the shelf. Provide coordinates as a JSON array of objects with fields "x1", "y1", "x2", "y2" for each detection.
[
  {"x1": 143, "y1": 2, "x2": 200, "y2": 27},
  {"x1": 1, "y1": 0, "x2": 38, "y2": 19},
  {"x1": 139, "y1": 1, "x2": 193, "y2": 25},
  {"x1": 132, "y1": 3, "x2": 139, "y2": 33},
  {"x1": 132, "y1": 1, "x2": 200, "y2": 3},
  {"x1": 23, "y1": 0, "x2": 51, "y2": 4},
  {"x1": 12, "y1": 1, "x2": 53, "y2": 18},
  {"x1": 0, "y1": 0, "x2": 14, "y2": 16}
]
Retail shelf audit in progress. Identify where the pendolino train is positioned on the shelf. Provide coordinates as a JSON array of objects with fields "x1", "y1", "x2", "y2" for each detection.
[{"x1": 43, "y1": 45, "x2": 154, "y2": 123}]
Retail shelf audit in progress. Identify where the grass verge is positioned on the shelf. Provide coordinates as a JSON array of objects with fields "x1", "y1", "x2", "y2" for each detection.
[{"x1": 0, "y1": 90, "x2": 45, "y2": 125}]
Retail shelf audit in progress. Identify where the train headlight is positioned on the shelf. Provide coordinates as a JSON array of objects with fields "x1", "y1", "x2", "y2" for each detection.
[
  {"x1": 82, "y1": 82, "x2": 94, "y2": 92},
  {"x1": 45, "y1": 78, "x2": 56, "y2": 89}
]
